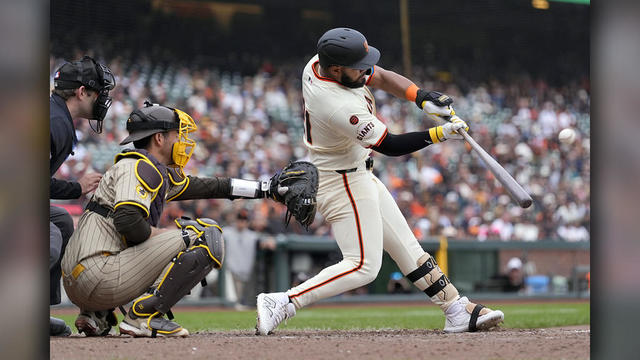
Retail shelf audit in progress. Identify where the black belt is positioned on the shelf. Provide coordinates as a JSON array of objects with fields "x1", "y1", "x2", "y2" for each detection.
[
  {"x1": 85, "y1": 200, "x2": 114, "y2": 218},
  {"x1": 335, "y1": 157, "x2": 374, "y2": 174}
]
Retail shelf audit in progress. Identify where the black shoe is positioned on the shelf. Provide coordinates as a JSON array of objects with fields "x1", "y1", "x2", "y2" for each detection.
[{"x1": 50, "y1": 316, "x2": 71, "y2": 336}]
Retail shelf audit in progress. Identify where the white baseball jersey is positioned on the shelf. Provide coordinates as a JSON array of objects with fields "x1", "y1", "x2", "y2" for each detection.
[
  {"x1": 301, "y1": 55, "x2": 388, "y2": 170},
  {"x1": 286, "y1": 55, "x2": 461, "y2": 313}
]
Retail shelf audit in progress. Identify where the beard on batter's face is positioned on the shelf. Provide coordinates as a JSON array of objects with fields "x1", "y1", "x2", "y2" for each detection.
[{"x1": 339, "y1": 71, "x2": 366, "y2": 88}]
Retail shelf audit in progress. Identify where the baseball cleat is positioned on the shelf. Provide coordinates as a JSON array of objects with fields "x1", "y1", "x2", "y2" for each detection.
[
  {"x1": 75, "y1": 311, "x2": 118, "y2": 337},
  {"x1": 119, "y1": 310, "x2": 189, "y2": 338},
  {"x1": 443, "y1": 296, "x2": 504, "y2": 333},
  {"x1": 50, "y1": 316, "x2": 72, "y2": 337},
  {"x1": 255, "y1": 292, "x2": 296, "y2": 335}
]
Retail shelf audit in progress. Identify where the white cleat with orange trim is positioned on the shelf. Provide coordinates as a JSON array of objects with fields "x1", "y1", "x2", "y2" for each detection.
[{"x1": 255, "y1": 292, "x2": 296, "y2": 335}]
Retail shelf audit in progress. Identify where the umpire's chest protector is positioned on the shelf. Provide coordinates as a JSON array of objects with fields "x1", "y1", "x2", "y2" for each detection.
[{"x1": 114, "y1": 149, "x2": 169, "y2": 226}]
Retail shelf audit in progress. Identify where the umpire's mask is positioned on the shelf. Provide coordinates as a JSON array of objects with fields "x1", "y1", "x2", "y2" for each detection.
[
  {"x1": 120, "y1": 101, "x2": 197, "y2": 175},
  {"x1": 53, "y1": 55, "x2": 116, "y2": 133}
]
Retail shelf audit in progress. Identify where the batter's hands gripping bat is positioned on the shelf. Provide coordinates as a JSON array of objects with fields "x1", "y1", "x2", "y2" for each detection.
[{"x1": 455, "y1": 124, "x2": 532, "y2": 208}]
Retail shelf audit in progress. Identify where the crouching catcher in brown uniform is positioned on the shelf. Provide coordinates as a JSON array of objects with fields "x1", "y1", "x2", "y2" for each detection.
[{"x1": 62, "y1": 102, "x2": 291, "y2": 337}]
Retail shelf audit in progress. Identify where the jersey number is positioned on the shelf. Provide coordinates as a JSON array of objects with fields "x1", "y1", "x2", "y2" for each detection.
[{"x1": 304, "y1": 110, "x2": 313, "y2": 144}]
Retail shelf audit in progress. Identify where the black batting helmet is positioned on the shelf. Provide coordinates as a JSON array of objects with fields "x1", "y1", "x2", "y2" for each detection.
[{"x1": 317, "y1": 28, "x2": 380, "y2": 70}]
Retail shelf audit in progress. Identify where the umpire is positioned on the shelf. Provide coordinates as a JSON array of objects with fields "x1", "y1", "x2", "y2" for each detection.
[{"x1": 49, "y1": 55, "x2": 115, "y2": 336}]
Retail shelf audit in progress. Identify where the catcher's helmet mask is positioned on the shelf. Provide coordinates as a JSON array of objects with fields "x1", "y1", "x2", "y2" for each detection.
[{"x1": 121, "y1": 101, "x2": 197, "y2": 175}]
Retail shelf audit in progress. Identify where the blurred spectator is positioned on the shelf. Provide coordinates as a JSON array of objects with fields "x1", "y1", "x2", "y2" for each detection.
[
  {"x1": 224, "y1": 209, "x2": 276, "y2": 309},
  {"x1": 480, "y1": 257, "x2": 525, "y2": 293},
  {"x1": 557, "y1": 221, "x2": 590, "y2": 242},
  {"x1": 500, "y1": 257, "x2": 526, "y2": 292}
]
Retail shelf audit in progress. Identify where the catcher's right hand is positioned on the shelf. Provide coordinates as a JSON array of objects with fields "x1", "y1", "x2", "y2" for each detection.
[{"x1": 267, "y1": 161, "x2": 319, "y2": 229}]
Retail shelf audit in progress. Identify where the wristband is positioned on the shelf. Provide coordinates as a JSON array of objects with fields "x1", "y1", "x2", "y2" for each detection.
[
  {"x1": 428, "y1": 126, "x2": 444, "y2": 143},
  {"x1": 230, "y1": 178, "x2": 260, "y2": 198},
  {"x1": 405, "y1": 84, "x2": 419, "y2": 102}
]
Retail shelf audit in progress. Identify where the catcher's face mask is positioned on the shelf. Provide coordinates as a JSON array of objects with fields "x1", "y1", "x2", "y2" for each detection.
[{"x1": 170, "y1": 108, "x2": 197, "y2": 175}]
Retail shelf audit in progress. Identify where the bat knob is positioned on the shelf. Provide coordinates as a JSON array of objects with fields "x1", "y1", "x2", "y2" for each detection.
[{"x1": 520, "y1": 198, "x2": 533, "y2": 208}]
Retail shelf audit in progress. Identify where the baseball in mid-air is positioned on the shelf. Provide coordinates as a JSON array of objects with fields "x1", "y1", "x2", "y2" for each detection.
[{"x1": 558, "y1": 128, "x2": 576, "y2": 144}]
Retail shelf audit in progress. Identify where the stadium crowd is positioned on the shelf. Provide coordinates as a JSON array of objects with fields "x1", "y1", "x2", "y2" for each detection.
[{"x1": 50, "y1": 53, "x2": 590, "y2": 243}]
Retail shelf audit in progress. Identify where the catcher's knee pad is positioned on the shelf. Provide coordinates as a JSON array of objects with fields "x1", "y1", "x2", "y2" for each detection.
[
  {"x1": 132, "y1": 246, "x2": 216, "y2": 316},
  {"x1": 196, "y1": 222, "x2": 224, "y2": 268},
  {"x1": 175, "y1": 217, "x2": 224, "y2": 267},
  {"x1": 406, "y1": 253, "x2": 459, "y2": 308},
  {"x1": 175, "y1": 217, "x2": 220, "y2": 234}
]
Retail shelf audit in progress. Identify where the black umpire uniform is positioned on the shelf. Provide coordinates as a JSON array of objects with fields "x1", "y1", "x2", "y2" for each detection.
[
  {"x1": 49, "y1": 56, "x2": 115, "y2": 336},
  {"x1": 49, "y1": 92, "x2": 80, "y2": 305}
]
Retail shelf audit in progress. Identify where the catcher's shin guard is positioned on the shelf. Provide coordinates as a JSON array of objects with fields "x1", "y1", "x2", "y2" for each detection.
[
  {"x1": 131, "y1": 223, "x2": 224, "y2": 320},
  {"x1": 406, "y1": 253, "x2": 460, "y2": 310}
]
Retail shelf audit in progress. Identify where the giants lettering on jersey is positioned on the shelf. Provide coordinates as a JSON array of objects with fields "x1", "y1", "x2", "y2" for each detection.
[{"x1": 356, "y1": 121, "x2": 375, "y2": 141}]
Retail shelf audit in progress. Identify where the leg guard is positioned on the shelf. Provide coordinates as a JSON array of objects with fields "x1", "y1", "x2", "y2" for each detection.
[
  {"x1": 126, "y1": 220, "x2": 224, "y2": 337},
  {"x1": 406, "y1": 253, "x2": 459, "y2": 310},
  {"x1": 132, "y1": 245, "x2": 217, "y2": 317}
]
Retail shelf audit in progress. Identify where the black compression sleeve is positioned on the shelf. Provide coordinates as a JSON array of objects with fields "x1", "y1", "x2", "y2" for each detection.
[
  {"x1": 371, "y1": 131, "x2": 433, "y2": 156},
  {"x1": 172, "y1": 176, "x2": 232, "y2": 200},
  {"x1": 113, "y1": 204, "x2": 151, "y2": 246}
]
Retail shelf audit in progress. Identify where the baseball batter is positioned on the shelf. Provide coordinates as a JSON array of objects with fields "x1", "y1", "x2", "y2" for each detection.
[
  {"x1": 256, "y1": 28, "x2": 504, "y2": 334},
  {"x1": 62, "y1": 102, "x2": 296, "y2": 337}
]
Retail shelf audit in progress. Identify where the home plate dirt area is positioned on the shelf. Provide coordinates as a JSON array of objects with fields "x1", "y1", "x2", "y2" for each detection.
[{"x1": 50, "y1": 326, "x2": 590, "y2": 360}]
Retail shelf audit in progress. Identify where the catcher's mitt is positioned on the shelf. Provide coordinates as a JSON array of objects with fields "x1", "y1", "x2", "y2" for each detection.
[{"x1": 269, "y1": 161, "x2": 319, "y2": 229}]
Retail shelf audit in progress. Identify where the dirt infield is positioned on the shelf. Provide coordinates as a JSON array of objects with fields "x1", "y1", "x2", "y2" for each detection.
[{"x1": 50, "y1": 326, "x2": 590, "y2": 360}]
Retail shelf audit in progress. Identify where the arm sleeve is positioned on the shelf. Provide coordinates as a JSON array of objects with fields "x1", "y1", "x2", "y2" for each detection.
[
  {"x1": 168, "y1": 176, "x2": 232, "y2": 201},
  {"x1": 112, "y1": 204, "x2": 151, "y2": 246},
  {"x1": 50, "y1": 177, "x2": 82, "y2": 199},
  {"x1": 371, "y1": 131, "x2": 434, "y2": 156},
  {"x1": 330, "y1": 104, "x2": 388, "y2": 149}
]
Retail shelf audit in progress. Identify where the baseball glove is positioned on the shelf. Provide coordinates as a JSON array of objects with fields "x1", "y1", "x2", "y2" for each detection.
[{"x1": 269, "y1": 161, "x2": 319, "y2": 229}]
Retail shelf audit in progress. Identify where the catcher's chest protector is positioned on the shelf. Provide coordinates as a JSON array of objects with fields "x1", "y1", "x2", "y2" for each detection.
[{"x1": 114, "y1": 149, "x2": 169, "y2": 226}]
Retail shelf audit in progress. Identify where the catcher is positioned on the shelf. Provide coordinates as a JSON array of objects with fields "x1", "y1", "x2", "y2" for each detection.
[{"x1": 61, "y1": 102, "x2": 317, "y2": 337}]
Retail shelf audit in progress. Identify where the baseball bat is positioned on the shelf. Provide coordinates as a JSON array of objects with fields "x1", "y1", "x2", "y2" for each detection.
[{"x1": 457, "y1": 128, "x2": 533, "y2": 208}]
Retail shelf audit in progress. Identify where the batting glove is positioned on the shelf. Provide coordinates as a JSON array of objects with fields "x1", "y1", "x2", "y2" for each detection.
[
  {"x1": 423, "y1": 101, "x2": 456, "y2": 122},
  {"x1": 429, "y1": 116, "x2": 469, "y2": 143},
  {"x1": 441, "y1": 116, "x2": 469, "y2": 140},
  {"x1": 416, "y1": 89, "x2": 454, "y2": 116}
]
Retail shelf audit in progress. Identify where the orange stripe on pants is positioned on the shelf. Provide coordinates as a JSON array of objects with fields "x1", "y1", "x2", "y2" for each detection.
[{"x1": 289, "y1": 173, "x2": 364, "y2": 299}]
